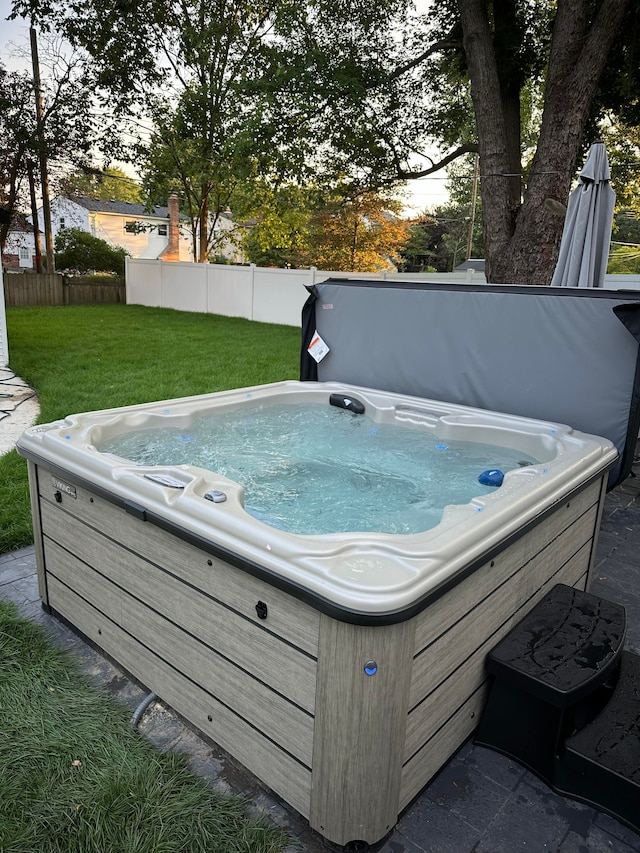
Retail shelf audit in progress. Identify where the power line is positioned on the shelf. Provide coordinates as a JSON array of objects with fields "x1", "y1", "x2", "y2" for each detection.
[{"x1": 412, "y1": 163, "x2": 640, "y2": 182}]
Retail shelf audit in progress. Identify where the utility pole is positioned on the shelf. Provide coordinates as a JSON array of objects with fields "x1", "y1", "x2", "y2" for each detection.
[
  {"x1": 27, "y1": 159, "x2": 43, "y2": 273},
  {"x1": 30, "y1": 25, "x2": 55, "y2": 273},
  {"x1": 465, "y1": 153, "x2": 480, "y2": 261}
]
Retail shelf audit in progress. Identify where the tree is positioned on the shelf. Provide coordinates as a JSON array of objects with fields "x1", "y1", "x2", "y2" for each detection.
[
  {"x1": 140, "y1": 95, "x2": 255, "y2": 262},
  {"x1": 300, "y1": 190, "x2": 409, "y2": 272},
  {"x1": 601, "y1": 122, "x2": 640, "y2": 213},
  {"x1": 257, "y1": 0, "x2": 638, "y2": 283},
  {"x1": 12, "y1": 0, "x2": 639, "y2": 282},
  {"x1": 238, "y1": 182, "x2": 409, "y2": 271},
  {"x1": 12, "y1": 0, "x2": 345, "y2": 261},
  {"x1": 398, "y1": 216, "x2": 438, "y2": 272},
  {"x1": 0, "y1": 64, "x2": 33, "y2": 253},
  {"x1": 0, "y1": 34, "x2": 99, "y2": 254},
  {"x1": 59, "y1": 166, "x2": 141, "y2": 203},
  {"x1": 55, "y1": 227, "x2": 129, "y2": 274},
  {"x1": 11, "y1": 0, "x2": 411, "y2": 262},
  {"x1": 608, "y1": 207, "x2": 640, "y2": 273},
  {"x1": 453, "y1": 0, "x2": 634, "y2": 283},
  {"x1": 231, "y1": 180, "x2": 314, "y2": 267},
  {"x1": 614, "y1": 209, "x2": 640, "y2": 246}
]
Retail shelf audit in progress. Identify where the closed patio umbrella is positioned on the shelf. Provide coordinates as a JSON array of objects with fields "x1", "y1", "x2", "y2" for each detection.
[{"x1": 550, "y1": 140, "x2": 616, "y2": 288}]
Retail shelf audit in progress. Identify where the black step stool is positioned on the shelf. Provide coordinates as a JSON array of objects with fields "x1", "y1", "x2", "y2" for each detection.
[
  {"x1": 554, "y1": 649, "x2": 640, "y2": 831},
  {"x1": 476, "y1": 583, "x2": 640, "y2": 833}
]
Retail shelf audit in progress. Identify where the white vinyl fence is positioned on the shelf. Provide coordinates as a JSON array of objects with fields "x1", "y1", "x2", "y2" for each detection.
[
  {"x1": 125, "y1": 259, "x2": 487, "y2": 326},
  {"x1": 126, "y1": 259, "x2": 640, "y2": 328}
]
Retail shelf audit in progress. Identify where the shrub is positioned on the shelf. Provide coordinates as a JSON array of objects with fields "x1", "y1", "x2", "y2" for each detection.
[{"x1": 55, "y1": 227, "x2": 129, "y2": 275}]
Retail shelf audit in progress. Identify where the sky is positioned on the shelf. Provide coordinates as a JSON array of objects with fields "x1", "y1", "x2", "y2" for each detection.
[
  {"x1": 1, "y1": 0, "x2": 450, "y2": 214},
  {"x1": 0, "y1": 0, "x2": 30, "y2": 70}
]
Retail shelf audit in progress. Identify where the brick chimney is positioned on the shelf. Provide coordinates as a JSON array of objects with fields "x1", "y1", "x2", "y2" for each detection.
[{"x1": 159, "y1": 195, "x2": 180, "y2": 262}]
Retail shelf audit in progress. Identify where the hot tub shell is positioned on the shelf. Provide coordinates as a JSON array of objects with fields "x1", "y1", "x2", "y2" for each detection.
[{"x1": 17, "y1": 381, "x2": 617, "y2": 846}]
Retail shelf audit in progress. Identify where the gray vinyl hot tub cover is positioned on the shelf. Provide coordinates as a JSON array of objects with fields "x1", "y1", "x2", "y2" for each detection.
[{"x1": 300, "y1": 281, "x2": 640, "y2": 489}]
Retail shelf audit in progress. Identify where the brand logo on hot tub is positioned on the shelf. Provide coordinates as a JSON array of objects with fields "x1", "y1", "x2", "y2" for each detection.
[{"x1": 51, "y1": 477, "x2": 77, "y2": 498}]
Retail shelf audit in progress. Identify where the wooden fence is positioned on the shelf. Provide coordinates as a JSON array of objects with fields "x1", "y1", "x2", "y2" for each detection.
[{"x1": 2, "y1": 273, "x2": 126, "y2": 308}]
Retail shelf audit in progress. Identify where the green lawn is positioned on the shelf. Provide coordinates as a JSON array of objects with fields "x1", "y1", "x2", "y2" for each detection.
[
  {"x1": 0, "y1": 600, "x2": 288, "y2": 853},
  {"x1": 1, "y1": 304, "x2": 300, "y2": 554}
]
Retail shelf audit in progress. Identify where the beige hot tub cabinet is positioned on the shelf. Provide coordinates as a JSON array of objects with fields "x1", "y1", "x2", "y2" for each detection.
[{"x1": 18, "y1": 381, "x2": 618, "y2": 847}]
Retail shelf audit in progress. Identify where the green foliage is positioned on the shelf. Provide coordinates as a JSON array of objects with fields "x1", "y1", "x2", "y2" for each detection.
[
  {"x1": 0, "y1": 63, "x2": 34, "y2": 250},
  {"x1": 236, "y1": 182, "x2": 410, "y2": 271},
  {"x1": 236, "y1": 182, "x2": 315, "y2": 267},
  {"x1": 607, "y1": 247, "x2": 640, "y2": 274},
  {"x1": 59, "y1": 166, "x2": 142, "y2": 203},
  {"x1": 600, "y1": 125, "x2": 640, "y2": 213},
  {"x1": 0, "y1": 599, "x2": 288, "y2": 853},
  {"x1": 1, "y1": 35, "x2": 97, "y2": 248},
  {"x1": 3, "y1": 305, "x2": 300, "y2": 552},
  {"x1": 399, "y1": 217, "x2": 438, "y2": 272},
  {"x1": 614, "y1": 209, "x2": 640, "y2": 244},
  {"x1": 54, "y1": 228, "x2": 129, "y2": 275},
  {"x1": 400, "y1": 195, "x2": 483, "y2": 274},
  {"x1": 607, "y1": 208, "x2": 640, "y2": 274},
  {"x1": 9, "y1": 0, "x2": 639, "y2": 283}
]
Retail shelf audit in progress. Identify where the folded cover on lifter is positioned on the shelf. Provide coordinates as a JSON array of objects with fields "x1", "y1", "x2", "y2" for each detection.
[{"x1": 301, "y1": 281, "x2": 640, "y2": 489}]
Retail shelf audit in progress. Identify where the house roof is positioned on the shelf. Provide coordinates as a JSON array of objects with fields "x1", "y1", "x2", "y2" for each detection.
[
  {"x1": 6, "y1": 213, "x2": 44, "y2": 235},
  {"x1": 8, "y1": 222, "x2": 34, "y2": 234},
  {"x1": 70, "y1": 195, "x2": 185, "y2": 219},
  {"x1": 454, "y1": 258, "x2": 485, "y2": 272}
]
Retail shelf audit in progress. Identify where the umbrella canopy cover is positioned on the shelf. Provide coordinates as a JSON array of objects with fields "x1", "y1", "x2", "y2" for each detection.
[{"x1": 551, "y1": 141, "x2": 616, "y2": 288}]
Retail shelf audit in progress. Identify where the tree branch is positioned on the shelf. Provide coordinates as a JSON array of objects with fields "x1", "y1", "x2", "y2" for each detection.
[
  {"x1": 388, "y1": 32, "x2": 461, "y2": 81},
  {"x1": 395, "y1": 142, "x2": 478, "y2": 180}
]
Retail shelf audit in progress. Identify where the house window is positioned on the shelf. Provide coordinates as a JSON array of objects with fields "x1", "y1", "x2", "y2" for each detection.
[
  {"x1": 19, "y1": 246, "x2": 30, "y2": 260},
  {"x1": 124, "y1": 220, "x2": 138, "y2": 233},
  {"x1": 59, "y1": 217, "x2": 66, "y2": 229},
  {"x1": 158, "y1": 224, "x2": 168, "y2": 236}
]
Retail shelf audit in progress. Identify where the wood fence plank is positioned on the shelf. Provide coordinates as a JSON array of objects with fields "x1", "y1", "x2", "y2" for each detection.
[{"x1": 2, "y1": 273, "x2": 125, "y2": 306}]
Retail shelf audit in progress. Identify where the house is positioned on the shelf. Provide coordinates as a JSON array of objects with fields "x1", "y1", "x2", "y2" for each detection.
[
  {"x1": 37, "y1": 195, "x2": 194, "y2": 262},
  {"x1": 1, "y1": 217, "x2": 45, "y2": 271},
  {"x1": 37, "y1": 195, "x2": 239, "y2": 263}
]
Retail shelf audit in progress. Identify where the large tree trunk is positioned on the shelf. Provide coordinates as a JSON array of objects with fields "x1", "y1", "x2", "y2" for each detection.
[
  {"x1": 457, "y1": 0, "x2": 632, "y2": 284},
  {"x1": 457, "y1": 0, "x2": 514, "y2": 281}
]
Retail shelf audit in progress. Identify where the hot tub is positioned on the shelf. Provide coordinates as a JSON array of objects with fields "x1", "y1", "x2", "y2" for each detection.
[{"x1": 17, "y1": 381, "x2": 617, "y2": 846}]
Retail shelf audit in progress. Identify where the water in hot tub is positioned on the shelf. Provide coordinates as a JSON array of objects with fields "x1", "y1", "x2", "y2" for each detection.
[{"x1": 98, "y1": 403, "x2": 540, "y2": 535}]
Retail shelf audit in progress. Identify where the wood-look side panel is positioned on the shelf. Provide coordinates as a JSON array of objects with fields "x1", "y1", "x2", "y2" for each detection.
[
  {"x1": 119, "y1": 596, "x2": 315, "y2": 767},
  {"x1": 27, "y1": 461, "x2": 48, "y2": 605},
  {"x1": 46, "y1": 574, "x2": 312, "y2": 818},
  {"x1": 44, "y1": 538, "x2": 123, "y2": 626},
  {"x1": 44, "y1": 538, "x2": 314, "y2": 766},
  {"x1": 35, "y1": 465, "x2": 320, "y2": 656},
  {"x1": 412, "y1": 481, "x2": 601, "y2": 654},
  {"x1": 309, "y1": 616, "x2": 415, "y2": 846},
  {"x1": 404, "y1": 551, "x2": 591, "y2": 761},
  {"x1": 40, "y1": 503, "x2": 316, "y2": 712},
  {"x1": 584, "y1": 475, "x2": 609, "y2": 590},
  {"x1": 400, "y1": 567, "x2": 590, "y2": 809},
  {"x1": 409, "y1": 511, "x2": 597, "y2": 709},
  {"x1": 400, "y1": 686, "x2": 490, "y2": 812}
]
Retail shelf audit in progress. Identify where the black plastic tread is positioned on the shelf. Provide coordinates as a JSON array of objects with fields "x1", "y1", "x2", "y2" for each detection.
[
  {"x1": 562, "y1": 649, "x2": 640, "y2": 782},
  {"x1": 485, "y1": 584, "x2": 626, "y2": 706}
]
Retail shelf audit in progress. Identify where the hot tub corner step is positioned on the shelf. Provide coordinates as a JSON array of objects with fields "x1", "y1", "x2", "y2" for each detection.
[
  {"x1": 553, "y1": 649, "x2": 640, "y2": 834},
  {"x1": 484, "y1": 583, "x2": 626, "y2": 707},
  {"x1": 475, "y1": 583, "x2": 627, "y2": 782}
]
